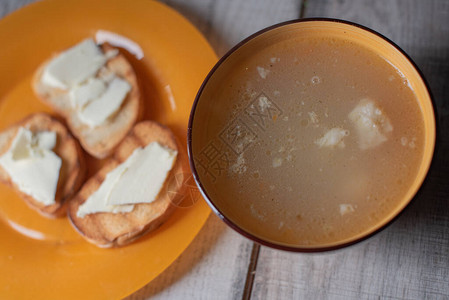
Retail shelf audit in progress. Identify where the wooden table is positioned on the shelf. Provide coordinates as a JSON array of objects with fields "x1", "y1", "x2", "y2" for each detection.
[{"x1": 2, "y1": 0, "x2": 448, "y2": 299}]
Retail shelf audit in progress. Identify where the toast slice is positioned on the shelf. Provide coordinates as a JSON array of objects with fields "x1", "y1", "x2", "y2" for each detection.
[
  {"x1": 68, "y1": 121, "x2": 187, "y2": 247},
  {"x1": 32, "y1": 43, "x2": 141, "y2": 159},
  {"x1": 0, "y1": 113, "x2": 86, "y2": 218}
]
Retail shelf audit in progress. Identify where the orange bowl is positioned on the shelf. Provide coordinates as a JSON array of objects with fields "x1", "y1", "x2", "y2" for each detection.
[{"x1": 188, "y1": 19, "x2": 436, "y2": 252}]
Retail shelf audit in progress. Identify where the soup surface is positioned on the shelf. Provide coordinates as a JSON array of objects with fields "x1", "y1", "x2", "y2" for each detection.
[{"x1": 192, "y1": 29, "x2": 425, "y2": 246}]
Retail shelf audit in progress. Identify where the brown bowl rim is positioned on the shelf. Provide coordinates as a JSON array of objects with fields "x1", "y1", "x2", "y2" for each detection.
[{"x1": 187, "y1": 18, "x2": 436, "y2": 253}]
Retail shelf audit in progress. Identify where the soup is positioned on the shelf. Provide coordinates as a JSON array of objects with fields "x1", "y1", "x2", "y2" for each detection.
[{"x1": 191, "y1": 24, "x2": 426, "y2": 247}]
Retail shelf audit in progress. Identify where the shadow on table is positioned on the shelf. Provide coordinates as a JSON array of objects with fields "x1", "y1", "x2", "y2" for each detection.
[{"x1": 124, "y1": 214, "x2": 227, "y2": 299}]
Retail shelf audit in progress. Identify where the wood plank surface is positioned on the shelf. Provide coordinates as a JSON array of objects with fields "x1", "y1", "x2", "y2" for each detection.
[
  {"x1": 0, "y1": 0, "x2": 35, "y2": 18},
  {"x1": 251, "y1": 1, "x2": 449, "y2": 299},
  {"x1": 126, "y1": 214, "x2": 253, "y2": 300},
  {"x1": 2, "y1": 0, "x2": 449, "y2": 299},
  {"x1": 162, "y1": 0, "x2": 302, "y2": 56}
]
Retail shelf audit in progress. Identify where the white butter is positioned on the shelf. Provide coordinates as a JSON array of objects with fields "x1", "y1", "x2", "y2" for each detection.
[
  {"x1": 35, "y1": 131, "x2": 57, "y2": 150},
  {"x1": 76, "y1": 152, "x2": 138, "y2": 217},
  {"x1": 0, "y1": 127, "x2": 61, "y2": 206},
  {"x1": 42, "y1": 38, "x2": 131, "y2": 128},
  {"x1": 77, "y1": 77, "x2": 131, "y2": 127},
  {"x1": 42, "y1": 39, "x2": 111, "y2": 90},
  {"x1": 69, "y1": 77, "x2": 106, "y2": 109},
  {"x1": 77, "y1": 142, "x2": 177, "y2": 217}
]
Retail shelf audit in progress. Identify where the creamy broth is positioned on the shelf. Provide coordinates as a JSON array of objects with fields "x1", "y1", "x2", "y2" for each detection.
[{"x1": 192, "y1": 33, "x2": 425, "y2": 246}]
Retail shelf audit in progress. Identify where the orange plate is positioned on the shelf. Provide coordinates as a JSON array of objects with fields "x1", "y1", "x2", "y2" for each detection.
[{"x1": 0, "y1": 0, "x2": 215, "y2": 299}]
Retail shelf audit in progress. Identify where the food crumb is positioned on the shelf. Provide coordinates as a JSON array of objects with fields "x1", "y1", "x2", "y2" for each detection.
[
  {"x1": 308, "y1": 111, "x2": 319, "y2": 124},
  {"x1": 315, "y1": 127, "x2": 348, "y2": 149},
  {"x1": 311, "y1": 76, "x2": 321, "y2": 84},
  {"x1": 231, "y1": 153, "x2": 247, "y2": 174},
  {"x1": 250, "y1": 204, "x2": 266, "y2": 220},
  {"x1": 272, "y1": 157, "x2": 283, "y2": 168},
  {"x1": 258, "y1": 96, "x2": 271, "y2": 112},
  {"x1": 339, "y1": 204, "x2": 355, "y2": 216},
  {"x1": 349, "y1": 99, "x2": 393, "y2": 150},
  {"x1": 401, "y1": 137, "x2": 408, "y2": 146},
  {"x1": 257, "y1": 66, "x2": 270, "y2": 79}
]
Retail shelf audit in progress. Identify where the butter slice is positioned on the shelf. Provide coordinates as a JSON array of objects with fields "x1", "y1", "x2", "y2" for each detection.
[
  {"x1": 35, "y1": 131, "x2": 57, "y2": 150},
  {"x1": 78, "y1": 77, "x2": 131, "y2": 128},
  {"x1": 41, "y1": 39, "x2": 110, "y2": 90},
  {"x1": 69, "y1": 78, "x2": 106, "y2": 109},
  {"x1": 41, "y1": 38, "x2": 130, "y2": 128},
  {"x1": 77, "y1": 142, "x2": 177, "y2": 217},
  {"x1": 76, "y1": 152, "x2": 138, "y2": 217},
  {"x1": 0, "y1": 127, "x2": 61, "y2": 206},
  {"x1": 107, "y1": 142, "x2": 177, "y2": 205}
]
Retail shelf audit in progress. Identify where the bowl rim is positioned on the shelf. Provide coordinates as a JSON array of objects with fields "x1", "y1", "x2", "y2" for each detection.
[{"x1": 187, "y1": 17, "x2": 437, "y2": 252}]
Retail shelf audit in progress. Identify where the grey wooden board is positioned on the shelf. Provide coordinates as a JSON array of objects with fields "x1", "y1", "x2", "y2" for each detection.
[
  {"x1": 2, "y1": 0, "x2": 449, "y2": 299},
  {"x1": 163, "y1": 0, "x2": 302, "y2": 57},
  {"x1": 0, "y1": 0, "x2": 35, "y2": 18},
  {"x1": 126, "y1": 214, "x2": 253, "y2": 300},
  {"x1": 252, "y1": 0, "x2": 449, "y2": 299}
]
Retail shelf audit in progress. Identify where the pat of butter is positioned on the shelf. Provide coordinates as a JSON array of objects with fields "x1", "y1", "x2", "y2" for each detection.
[
  {"x1": 75, "y1": 154, "x2": 136, "y2": 217},
  {"x1": 77, "y1": 77, "x2": 131, "y2": 128},
  {"x1": 0, "y1": 127, "x2": 61, "y2": 206},
  {"x1": 69, "y1": 78, "x2": 106, "y2": 109},
  {"x1": 41, "y1": 38, "x2": 130, "y2": 128},
  {"x1": 77, "y1": 142, "x2": 177, "y2": 217},
  {"x1": 42, "y1": 39, "x2": 116, "y2": 90}
]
